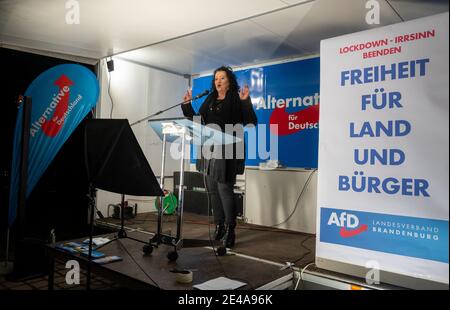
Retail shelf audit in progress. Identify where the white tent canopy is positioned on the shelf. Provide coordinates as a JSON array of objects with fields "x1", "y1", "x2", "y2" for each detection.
[{"x1": 1, "y1": 0, "x2": 448, "y2": 74}]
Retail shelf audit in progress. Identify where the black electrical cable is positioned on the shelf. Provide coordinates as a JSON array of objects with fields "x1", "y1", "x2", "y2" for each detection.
[
  {"x1": 271, "y1": 169, "x2": 317, "y2": 228},
  {"x1": 197, "y1": 96, "x2": 255, "y2": 289},
  {"x1": 292, "y1": 235, "x2": 314, "y2": 265},
  {"x1": 118, "y1": 214, "x2": 313, "y2": 235},
  {"x1": 200, "y1": 113, "x2": 230, "y2": 273},
  {"x1": 116, "y1": 238, "x2": 160, "y2": 289},
  {"x1": 203, "y1": 173, "x2": 255, "y2": 289},
  {"x1": 107, "y1": 60, "x2": 114, "y2": 119},
  {"x1": 385, "y1": 0, "x2": 405, "y2": 22}
]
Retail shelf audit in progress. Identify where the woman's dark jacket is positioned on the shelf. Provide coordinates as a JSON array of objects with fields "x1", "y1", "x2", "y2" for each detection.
[{"x1": 181, "y1": 90, "x2": 257, "y2": 184}]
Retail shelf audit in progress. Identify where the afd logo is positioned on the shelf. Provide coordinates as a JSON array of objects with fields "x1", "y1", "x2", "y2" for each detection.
[{"x1": 327, "y1": 212, "x2": 368, "y2": 238}]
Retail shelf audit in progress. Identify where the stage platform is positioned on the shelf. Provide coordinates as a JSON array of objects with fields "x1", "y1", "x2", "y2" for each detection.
[
  {"x1": 98, "y1": 212, "x2": 315, "y2": 267},
  {"x1": 96, "y1": 212, "x2": 404, "y2": 290},
  {"x1": 80, "y1": 211, "x2": 316, "y2": 290},
  {"x1": 48, "y1": 234, "x2": 290, "y2": 290},
  {"x1": 1, "y1": 212, "x2": 403, "y2": 290}
]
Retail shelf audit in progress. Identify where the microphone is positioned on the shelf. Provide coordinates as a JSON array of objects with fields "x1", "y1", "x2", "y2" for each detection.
[{"x1": 192, "y1": 89, "x2": 210, "y2": 100}]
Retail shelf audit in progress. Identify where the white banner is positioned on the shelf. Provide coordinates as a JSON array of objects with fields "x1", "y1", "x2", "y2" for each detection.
[{"x1": 317, "y1": 12, "x2": 449, "y2": 286}]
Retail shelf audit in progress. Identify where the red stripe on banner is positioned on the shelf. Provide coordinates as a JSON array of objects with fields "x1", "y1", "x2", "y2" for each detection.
[
  {"x1": 269, "y1": 104, "x2": 319, "y2": 136},
  {"x1": 339, "y1": 224, "x2": 368, "y2": 238},
  {"x1": 42, "y1": 74, "x2": 74, "y2": 137}
]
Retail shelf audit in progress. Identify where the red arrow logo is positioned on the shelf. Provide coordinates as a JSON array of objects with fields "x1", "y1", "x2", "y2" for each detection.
[
  {"x1": 42, "y1": 74, "x2": 74, "y2": 137},
  {"x1": 339, "y1": 224, "x2": 368, "y2": 238},
  {"x1": 269, "y1": 104, "x2": 319, "y2": 136}
]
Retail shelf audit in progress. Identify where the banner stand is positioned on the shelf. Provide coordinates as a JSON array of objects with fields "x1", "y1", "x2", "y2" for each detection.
[
  {"x1": 6, "y1": 96, "x2": 37, "y2": 281},
  {"x1": 0, "y1": 229, "x2": 13, "y2": 276}
]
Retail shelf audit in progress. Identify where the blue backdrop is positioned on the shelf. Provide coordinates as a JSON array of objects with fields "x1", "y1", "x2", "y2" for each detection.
[{"x1": 191, "y1": 57, "x2": 320, "y2": 168}]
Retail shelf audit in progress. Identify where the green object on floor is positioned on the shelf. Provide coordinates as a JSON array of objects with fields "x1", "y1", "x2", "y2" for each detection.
[{"x1": 154, "y1": 191, "x2": 177, "y2": 215}]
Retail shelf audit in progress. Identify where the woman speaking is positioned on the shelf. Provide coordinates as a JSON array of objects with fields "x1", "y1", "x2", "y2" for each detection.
[{"x1": 181, "y1": 66, "x2": 257, "y2": 248}]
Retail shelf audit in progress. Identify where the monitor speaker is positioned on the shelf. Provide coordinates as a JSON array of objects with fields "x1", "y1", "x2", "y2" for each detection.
[{"x1": 173, "y1": 171, "x2": 243, "y2": 217}]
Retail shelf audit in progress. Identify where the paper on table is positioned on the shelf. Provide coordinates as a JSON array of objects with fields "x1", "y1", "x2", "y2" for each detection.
[
  {"x1": 193, "y1": 277, "x2": 246, "y2": 290},
  {"x1": 83, "y1": 237, "x2": 110, "y2": 247}
]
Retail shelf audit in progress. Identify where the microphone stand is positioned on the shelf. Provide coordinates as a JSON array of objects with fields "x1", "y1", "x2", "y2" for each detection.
[{"x1": 130, "y1": 91, "x2": 209, "y2": 127}]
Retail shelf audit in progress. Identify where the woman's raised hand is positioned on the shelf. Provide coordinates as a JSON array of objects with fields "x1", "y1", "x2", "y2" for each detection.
[
  {"x1": 239, "y1": 85, "x2": 250, "y2": 101},
  {"x1": 183, "y1": 89, "x2": 192, "y2": 104}
]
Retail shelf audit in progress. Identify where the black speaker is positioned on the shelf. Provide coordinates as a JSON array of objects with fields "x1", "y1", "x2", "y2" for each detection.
[
  {"x1": 234, "y1": 192, "x2": 244, "y2": 218},
  {"x1": 173, "y1": 171, "x2": 243, "y2": 217}
]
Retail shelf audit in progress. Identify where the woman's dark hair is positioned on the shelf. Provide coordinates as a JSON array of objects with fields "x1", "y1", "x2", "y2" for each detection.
[{"x1": 211, "y1": 66, "x2": 240, "y2": 97}]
